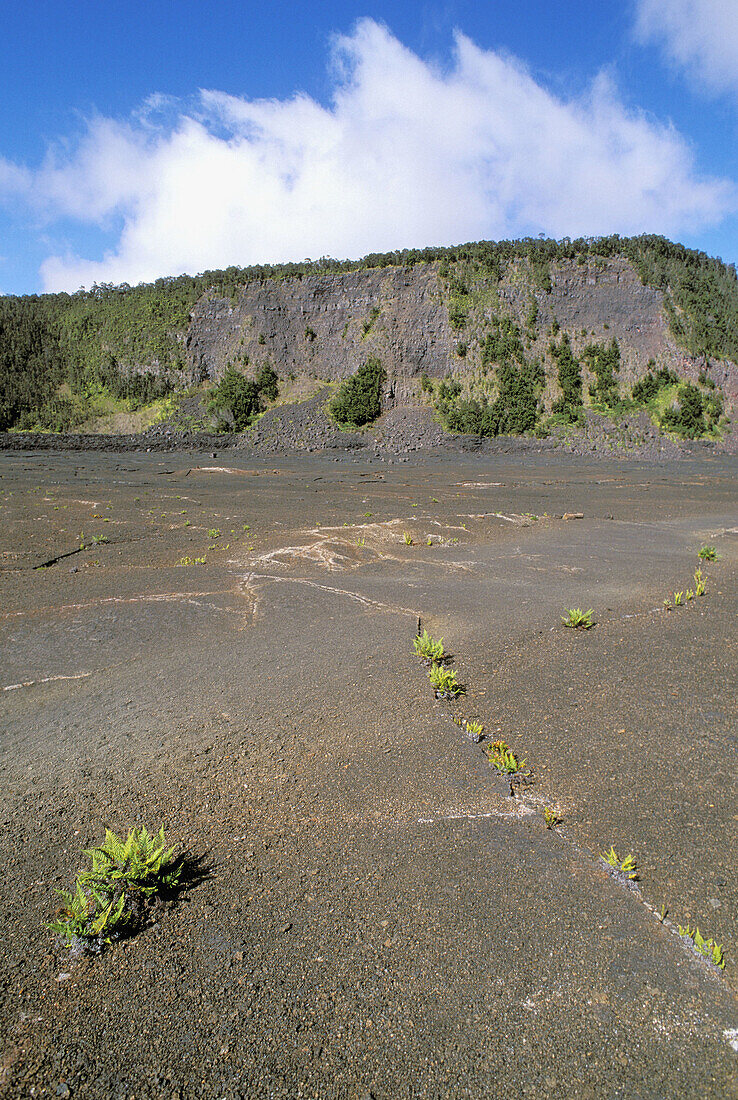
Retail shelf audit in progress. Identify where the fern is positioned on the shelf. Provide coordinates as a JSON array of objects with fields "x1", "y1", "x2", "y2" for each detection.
[
  {"x1": 413, "y1": 629, "x2": 444, "y2": 662},
  {"x1": 81, "y1": 826, "x2": 181, "y2": 898}
]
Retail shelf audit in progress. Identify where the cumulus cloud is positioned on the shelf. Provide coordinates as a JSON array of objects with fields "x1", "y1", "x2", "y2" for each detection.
[
  {"x1": 0, "y1": 19, "x2": 733, "y2": 291},
  {"x1": 634, "y1": 0, "x2": 738, "y2": 96}
]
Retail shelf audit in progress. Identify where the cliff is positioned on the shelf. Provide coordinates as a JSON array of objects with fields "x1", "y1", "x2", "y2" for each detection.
[{"x1": 2, "y1": 235, "x2": 737, "y2": 436}]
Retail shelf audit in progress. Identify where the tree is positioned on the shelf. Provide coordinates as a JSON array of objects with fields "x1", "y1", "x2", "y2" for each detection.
[
  {"x1": 330, "y1": 358, "x2": 385, "y2": 427},
  {"x1": 206, "y1": 368, "x2": 262, "y2": 430}
]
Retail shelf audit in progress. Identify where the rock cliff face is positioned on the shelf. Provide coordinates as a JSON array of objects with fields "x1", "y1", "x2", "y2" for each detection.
[
  {"x1": 186, "y1": 265, "x2": 453, "y2": 403},
  {"x1": 184, "y1": 257, "x2": 737, "y2": 411}
]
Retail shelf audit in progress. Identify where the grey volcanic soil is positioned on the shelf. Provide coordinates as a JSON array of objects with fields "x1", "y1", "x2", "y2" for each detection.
[{"x1": 0, "y1": 449, "x2": 737, "y2": 1099}]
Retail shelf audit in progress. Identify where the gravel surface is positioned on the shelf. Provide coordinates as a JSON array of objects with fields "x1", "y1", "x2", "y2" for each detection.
[{"x1": 1, "y1": 450, "x2": 736, "y2": 1098}]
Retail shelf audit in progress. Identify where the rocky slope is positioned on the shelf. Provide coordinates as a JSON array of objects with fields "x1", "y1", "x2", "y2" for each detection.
[{"x1": 183, "y1": 255, "x2": 737, "y2": 420}]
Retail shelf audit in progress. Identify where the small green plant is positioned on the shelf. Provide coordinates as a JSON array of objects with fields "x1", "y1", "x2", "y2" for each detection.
[
  {"x1": 176, "y1": 555, "x2": 206, "y2": 566},
  {"x1": 48, "y1": 881, "x2": 128, "y2": 949},
  {"x1": 562, "y1": 608, "x2": 594, "y2": 629},
  {"x1": 685, "y1": 588, "x2": 694, "y2": 601},
  {"x1": 486, "y1": 739, "x2": 526, "y2": 774},
  {"x1": 356, "y1": 537, "x2": 366, "y2": 547},
  {"x1": 91, "y1": 534, "x2": 109, "y2": 545},
  {"x1": 543, "y1": 806, "x2": 561, "y2": 829},
  {"x1": 426, "y1": 536, "x2": 433, "y2": 546},
  {"x1": 678, "y1": 924, "x2": 725, "y2": 969},
  {"x1": 414, "y1": 629, "x2": 445, "y2": 662},
  {"x1": 79, "y1": 531, "x2": 86, "y2": 549},
  {"x1": 674, "y1": 591, "x2": 683, "y2": 606},
  {"x1": 657, "y1": 903, "x2": 668, "y2": 923},
  {"x1": 465, "y1": 719, "x2": 484, "y2": 741},
  {"x1": 698, "y1": 546, "x2": 718, "y2": 562},
  {"x1": 601, "y1": 846, "x2": 638, "y2": 880},
  {"x1": 49, "y1": 827, "x2": 181, "y2": 954},
  {"x1": 429, "y1": 664, "x2": 464, "y2": 697},
  {"x1": 207, "y1": 528, "x2": 220, "y2": 539},
  {"x1": 80, "y1": 827, "x2": 181, "y2": 899},
  {"x1": 694, "y1": 568, "x2": 706, "y2": 596},
  {"x1": 402, "y1": 531, "x2": 413, "y2": 545},
  {"x1": 663, "y1": 598, "x2": 672, "y2": 609}
]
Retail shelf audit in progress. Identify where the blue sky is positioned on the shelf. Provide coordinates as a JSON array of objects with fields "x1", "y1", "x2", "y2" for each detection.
[{"x1": 2, "y1": 0, "x2": 738, "y2": 294}]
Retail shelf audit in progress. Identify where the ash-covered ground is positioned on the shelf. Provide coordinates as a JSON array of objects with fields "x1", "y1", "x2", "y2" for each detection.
[{"x1": 1, "y1": 448, "x2": 736, "y2": 1098}]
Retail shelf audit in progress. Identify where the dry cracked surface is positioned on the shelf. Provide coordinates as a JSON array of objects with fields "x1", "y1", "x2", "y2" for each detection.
[{"x1": 0, "y1": 448, "x2": 737, "y2": 1099}]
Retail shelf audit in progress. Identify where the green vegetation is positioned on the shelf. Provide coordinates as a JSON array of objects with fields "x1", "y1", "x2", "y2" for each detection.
[
  {"x1": 2, "y1": 233, "x2": 737, "y2": 433},
  {"x1": 632, "y1": 367, "x2": 724, "y2": 438},
  {"x1": 674, "y1": 590, "x2": 684, "y2": 605},
  {"x1": 678, "y1": 924, "x2": 725, "y2": 969},
  {"x1": 543, "y1": 807, "x2": 561, "y2": 829},
  {"x1": 402, "y1": 531, "x2": 414, "y2": 545},
  {"x1": 562, "y1": 608, "x2": 594, "y2": 630},
  {"x1": 631, "y1": 364, "x2": 678, "y2": 404},
  {"x1": 485, "y1": 739, "x2": 527, "y2": 774},
  {"x1": 49, "y1": 826, "x2": 181, "y2": 953},
  {"x1": 330, "y1": 358, "x2": 385, "y2": 427},
  {"x1": 256, "y1": 363, "x2": 279, "y2": 401},
  {"x1": 206, "y1": 365, "x2": 279, "y2": 430},
  {"x1": 601, "y1": 847, "x2": 638, "y2": 880},
  {"x1": 176, "y1": 555, "x2": 206, "y2": 566},
  {"x1": 413, "y1": 628, "x2": 445, "y2": 662},
  {"x1": 582, "y1": 338, "x2": 620, "y2": 406},
  {"x1": 429, "y1": 664, "x2": 465, "y2": 697},
  {"x1": 434, "y1": 314, "x2": 544, "y2": 436},
  {"x1": 550, "y1": 333, "x2": 583, "y2": 421},
  {"x1": 464, "y1": 719, "x2": 484, "y2": 740},
  {"x1": 698, "y1": 545, "x2": 719, "y2": 561}
]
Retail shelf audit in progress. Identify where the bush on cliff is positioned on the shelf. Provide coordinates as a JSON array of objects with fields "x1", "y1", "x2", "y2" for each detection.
[
  {"x1": 206, "y1": 368, "x2": 263, "y2": 430},
  {"x1": 330, "y1": 358, "x2": 386, "y2": 427}
]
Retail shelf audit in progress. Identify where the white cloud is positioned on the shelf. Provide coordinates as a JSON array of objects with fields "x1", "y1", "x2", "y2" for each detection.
[
  {"x1": 634, "y1": 0, "x2": 738, "y2": 96},
  {"x1": 0, "y1": 18, "x2": 733, "y2": 291}
]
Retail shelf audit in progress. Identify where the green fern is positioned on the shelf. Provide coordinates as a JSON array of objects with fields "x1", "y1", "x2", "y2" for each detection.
[
  {"x1": 486, "y1": 739, "x2": 527, "y2": 774},
  {"x1": 429, "y1": 663, "x2": 464, "y2": 696},
  {"x1": 678, "y1": 924, "x2": 725, "y2": 969},
  {"x1": 80, "y1": 826, "x2": 181, "y2": 898},
  {"x1": 48, "y1": 881, "x2": 128, "y2": 946},
  {"x1": 413, "y1": 629, "x2": 444, "y2": 662},
  {"x1": 562, "y1": 607, "x2": 594, "y2": 629},
  {"x1": 601, "y1": 846, "x2": 638, "y2": 880}
]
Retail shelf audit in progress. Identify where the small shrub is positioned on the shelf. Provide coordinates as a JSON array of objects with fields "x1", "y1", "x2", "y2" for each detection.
[
  {"x1": 601, "y1": 846, "x2": 638, "y2": 880},
  {"x1": 330, "y1": 358, "x2": 386, "y2": 427},
  {"x1": 674, "y1": 591, "x2": 683, "y2": 605},
  {"x1": 402, "y1": 531, "x2": 413, "y2": 545},
  {"x1": 48, "y1": 881, "x2": 128, "y2": 950},
  {"x1": 543, "y1": 807, "x2": 561, "y2": 829},
  {"x1": 80, "y1": 827, "x2": 181, "y2": 898},
  {"x1": 678, "y1": 924, "x2": 724, "y2": 969},
  {"x1": 429, "y1": 664, "x2": 464, "y2": 697},
  {"x1": 413, "y1": 629, "x2": 444, "y2": 662},
  {"x1": 465, "y1": 719, "x2": 484, "y2": 741},
  {"x1": 694, "y1": 568, "x2": 706, "y2": 596},
  {"x1": 486, "y1": 739, "x2": 526, "y2": 774},
  {"x1": 685, "y1": 588, "x2": 694, "y2": 601},
  {"x1": 698, "y1": 546, "x2": 718, "y2": 561},
  {"x1": 256, "y1": 364, "x2": 279, "y2": 401},
  {"x1": 49, "y1": 827, "x2": 181, "y2": 955},
  {"x1": 562, "y1": 608, "x2": 594, "y2": 630},
  {"x1": 206, "y1": 367, "x2": 262, "y2": 430},
  {"x1": 208, "y1": 528, "x2": 220, "y2": 539}
]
